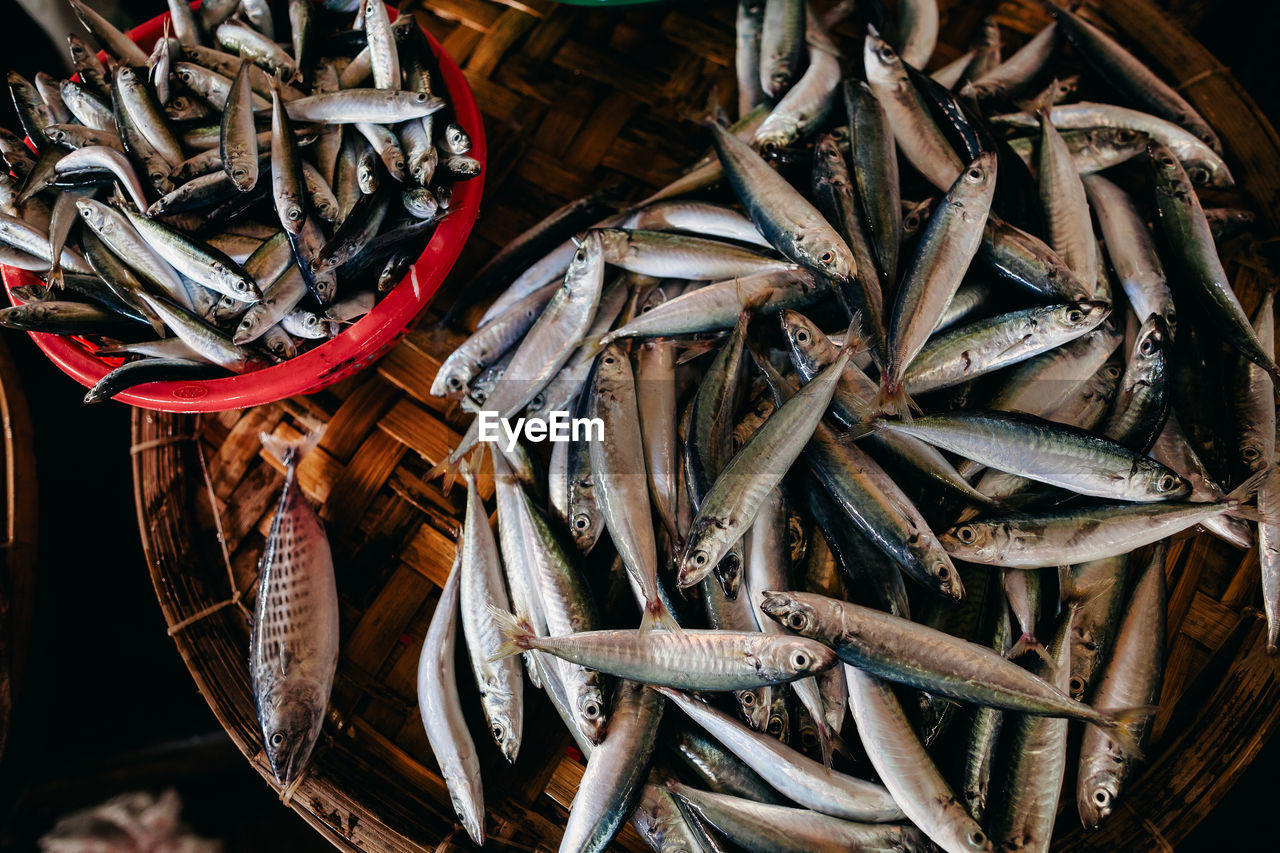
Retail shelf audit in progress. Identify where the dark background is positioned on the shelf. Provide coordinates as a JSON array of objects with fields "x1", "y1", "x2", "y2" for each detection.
[{"x1": 0, "y1": 0, "x2": 1277, "y2": 850}]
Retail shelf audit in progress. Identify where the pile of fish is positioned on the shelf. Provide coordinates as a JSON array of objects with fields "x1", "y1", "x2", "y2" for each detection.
[
  {"x1": 414, "y1": 2, "x2": 1277, "y2": 852},
  {"x1": 0, "y1": 0, "x2": 479, "y2": 402}
]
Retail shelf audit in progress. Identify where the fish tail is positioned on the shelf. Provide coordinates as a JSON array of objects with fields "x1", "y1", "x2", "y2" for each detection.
[
  {"x1": 1224, "y1": 465, "x2": 1277, "y2": 521},
  {"x1": 640, "y1": 597, "x2": 682, "y2": 633},
  {"x1": 487, "y1": 604, "x2": 536, "y2": 661},
  {"x1": 875, "y1": 375, "x2": 915, "y2": 420},
  {"x1": 1096, "y1": 705, "x2": 1158, "y2": 760},
  {"x1": 427, "y1": 455, "x2": 462, "y2": 495},
  {"x1": 1008, "y1": 632, "x2": 1054, "y2": 668},
  {"x1": 260, "y1": 427, "x2": 325, "y2": 469}
]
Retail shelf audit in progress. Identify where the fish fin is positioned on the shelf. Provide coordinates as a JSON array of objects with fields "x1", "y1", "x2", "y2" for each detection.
[
  {"x1": 1224, "y1": 465, "x2": 1277, "y2": 519},
  {"x1": 640, "y1": 597, "x2": 682, "y2": 633},
  {"x1": 829, "y1": 725, "x2": 856, "y2": 762},
  {"x1": 675, "y1": 338, "x2": 722, "y2": 365},
  {"x1": 839, "y1": 311, "x2": 868, "y2": 358},
  {"x1": 487, "y1": 604, "x2": 536, "y2": 661},
  {"x1": 260, "y1": 427, "x2": 324, "y2": 468},
  {"x1": 1096, "y1": 705, "x2": 1159, "y2": 760},
  {"x1": 1008, "y1": 632, "x2": 1053, "y2": 668},
  {"x1": 874, "y1": 376, "x2": 917, "y2": 420},
  {"x1": 426, "y1": 457, "x2": 461, "y2": 495},
  {"x1": 815, "y1": 717, "x2": 834, "y2": 768},
  {"x1": 837, "y1": 414, "x2": 885, "y2": 444}
]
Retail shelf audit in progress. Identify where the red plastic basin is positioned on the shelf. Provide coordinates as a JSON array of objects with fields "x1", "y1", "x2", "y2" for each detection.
[{"x1": 0, "y1": 3, "x2": 484, "y2": 411}]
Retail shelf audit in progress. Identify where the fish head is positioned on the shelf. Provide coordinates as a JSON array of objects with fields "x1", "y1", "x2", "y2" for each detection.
[
  {"x1": 1146, "y1": 466, "x2": 1192, "y2": 504},
  {"x1": 484, "y1": 696, "x2": 521, "y2": 763},
  {"x1": 1145, "y1": 142, "x2": 1197, "y2": 197},
  {"x1": 1057, "y1": 300, "x2": 1111, "y2": 335},
  {"x1": 1130, "y1": 313, "x2": 1169, "y2": 375},
  {"x1": 940, "y1": 522, "x2": 999, "y2": 565},
  {"x1": 445, "y1": 124, "x2": 470, "y2": 155},
  {"x1": 733, "y1": 688, "x2": 771, "y2": 731},
  {"x1": 1076, "y1": 762, "x2": 1120, "y2": 829},
  {"x1": 765, "y1": 692, "x2": 790, "y2": 742},
  {"x1": 758, "y1": 590, "x2": 824, "y2": 638},
  {"x1": 755, "y1": 117, "x2": 801, "y2": 157},
  {"x1": 574, "y1": 679, "x2": 608, "y2": 744},
  {"x1": 863, "y1": 31, "x2": 903, "y2": 84},
  {"x1": 75, "y1": 198, "x2": 108, "y2": 231},
  {"x1": 927, "y1": 552, "x2": 965, "y2": 602},
  {"x1": 218, "y1": 264, "x2": 263, "y2": 301},
  {"x1": 259, "y1": 684, "x2": 325, "y2": 785},
  {"x1": 799, "y1": 236, "x2": 855, "y2": 284},
  {"x1": 778, "y1": 309, "x2": 832, "y2": 374}
]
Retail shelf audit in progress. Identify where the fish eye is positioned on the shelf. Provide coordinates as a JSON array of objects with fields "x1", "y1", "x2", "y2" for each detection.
[
  {"x1": 572, "y1": 513, "x2": 591, "y2": 531},
  {"x1": 445, "y1": 375, "x2": 463, "y2": 390},
  {"x1": 969, "y1": 830, "x2": 987, "y2": 847},
  {"x1": 1140, "y1": 337, "x2": 1156, "y2": 355},
  {"x1": 270, "y1": 731, "x2": 285, "y2": 747},
  {"x1": 878, "y1": 46, "x2": 896, "y2": 62},
  {"x1": 790, "y1": 651, "x2": 810, "y2": 669},
  {"x1": 1188, "y1": 166, "x2": 1210, "y2": 184},
  {"x1": 691, "y1": 551, "x2": 708, "y2": 566},
  {"x1": 236, "y1": 280, "x2": 248, "y2": 291},
  {"x1": 1159, "y1": 474, "x2": 1178, "y2": 491},
  {"x1": 1106, "y1": 364, "x2": 1122, "y2": 379},
  {"x1": 801, "y1": 730, "x2": 817, "y2": 747},
  {"x1": 1094, "y1": 790, "x2": 1110, "y2": 806},
  {"x1": 967, "y1": 167, "x2": 982, "y2": 180},
  {"x1": 583, "y1": 700, "x2": 601, "y2": 719},
  {"x1": 760, "y1": 140, "x2": 778, "y2": 155},
  {"x1": 819, "y1": 250, "x2": 834, "y2": 264},
  {"x1": 768, "y1": 716, "x2": 784, "y2": 735},
  {"x1": 491, "y1": 723, "x2": 505, "y2": 743},
  {"x1": 795, "y1": 329, "x2": 809, "y2": 344},
  {"x1": 574, "y1": 249, "x2": 586, "y2": 264},
  {"x1": 740, "y1": 691, "x2": 756, "y2": 706},
  {"x1": 1069, "y1": 676, "x2": 1085, "y2": 696},
  {"x1": 1244, "y1": 446, "x2": 1260, "y2": 461},
  {"x1": 288, "y1": 207, "x2": 302, "y2": 221},
  {"x1": 956, "y1": 525, "x2": 977, "y2": 544},
  {"x1": 1067, "y1": 309, "x2": 1084, "y2": 323},
  {"x1": 602, "y1": 354, "x2": 616, "y2": 366},
  {"x1": 936, "y1": 564, "x2": 950, "y2": 581},
  {"x1": 787, "y1": 612, "x2": 806, "y2": 630}
]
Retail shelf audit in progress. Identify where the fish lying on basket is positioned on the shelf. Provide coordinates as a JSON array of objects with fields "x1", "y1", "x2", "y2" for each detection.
[
  {"x1": 0, "y1": 0, "x2": 480, "y2": 402},
  {"x1": 416, "y1": 2, "x2": 1274, "y2": 852},
  {"x1": 251, "y1": 428, "x2": 337, "y2": 789}
]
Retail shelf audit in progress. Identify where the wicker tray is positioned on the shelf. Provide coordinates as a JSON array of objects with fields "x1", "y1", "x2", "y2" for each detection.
[{"x1": 132, "y1": 0, "x2": 1280, "y2": 849}]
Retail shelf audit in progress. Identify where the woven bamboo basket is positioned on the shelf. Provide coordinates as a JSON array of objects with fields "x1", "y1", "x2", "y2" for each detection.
[
  {"x1": 131, "y1": 0, "x2": 1280, "y2": 849},
  {"x1": 0, "y1": 334, "x2": 37, "y2": 762}
]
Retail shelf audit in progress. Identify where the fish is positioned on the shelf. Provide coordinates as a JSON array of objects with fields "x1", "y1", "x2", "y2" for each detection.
[
  {"x1": 492, "y1": 609, "x2": 835, "y2": 690},
  {"x1": 881, "y1": 153, "x2": 997, "y2": 410},
  {"x1": 250, "y1": 430, "x2": 339, "y2": 787},
  {"x1": 847, "y1": 665, "x2": 994, "y2": 853},
  {"x1": 864, "y1": 30, "x2": 964, "y2": 191},
  {"x1": 458, "y1": 462, "x2": 523, "y2": 763},
  {"x1": 867, "y1": 410, "x2": 1189, "y2": 502},
  {"x1": 656, "y1": 687, "x2": 904, "y2": 822},
  {"x1": 711, "y1": 122, "x2": 857, "y2": 285},
  {"x1": 670, "y1": 784, "x2": 930, "y2": 853},
  {"x1": 1076, "y1": 544, "x2": 1166, "y2": 829},
  {"x1": 416, "y1": 553, "x2": 484, "y2": 846},
  {"x1": 940, "y1": 468, "x2": 1268, "y2": 569}
]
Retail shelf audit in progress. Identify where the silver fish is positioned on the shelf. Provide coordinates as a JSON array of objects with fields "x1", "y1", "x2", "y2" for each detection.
[{"x1": 250, "y1": 431, "x2": 339, "y2": 786}]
